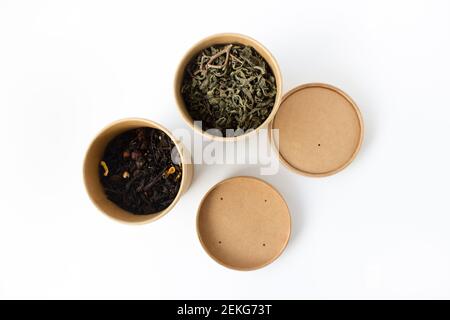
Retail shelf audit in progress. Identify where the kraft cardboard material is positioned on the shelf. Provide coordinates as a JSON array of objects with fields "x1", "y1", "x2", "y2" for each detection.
[
  {"x1": 83, "y1": 118, "x2": 193, "y2": 224},
  {"x1": 271, "y1": 83, "x2": 363, "y2": 177},
  {"x1": 197, "y1": 176, "x2": 291, "y2": 271},
  {"x1": 174, "y1": 33, "x2": 283, "y2": 142}
]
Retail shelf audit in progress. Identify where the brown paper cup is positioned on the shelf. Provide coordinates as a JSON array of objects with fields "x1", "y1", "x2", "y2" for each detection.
[
  {"x1": 174, "y1": 33, "x2": 283, "y2": 141},
  {"x1": 83, "y1": 118, "x2": 193, "y2": 224}
]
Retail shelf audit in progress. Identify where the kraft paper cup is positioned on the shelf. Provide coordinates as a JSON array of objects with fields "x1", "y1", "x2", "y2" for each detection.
[
  {"x1": 83, "y1": 118, "x2": 193, "y2": 224},
  {"x1": 174, "y1": 33, "x2": 283, "y2": 141}
]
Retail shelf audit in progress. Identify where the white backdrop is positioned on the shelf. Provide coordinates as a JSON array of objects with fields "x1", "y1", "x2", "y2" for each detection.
[{"x1": 1, "y1": 0, "x2": 450, "y2": 299}]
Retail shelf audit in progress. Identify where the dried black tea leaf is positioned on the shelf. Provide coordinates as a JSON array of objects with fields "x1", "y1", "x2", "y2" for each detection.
[
  {"x1": 181, "y1": 44, "x2": 277, "y2": 135},
  {"x1": 99, "y1": 128, "x2": 182, "y2": 215}
]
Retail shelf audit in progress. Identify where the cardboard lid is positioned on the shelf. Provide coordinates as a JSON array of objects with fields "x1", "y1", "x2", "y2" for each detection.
[
  {"x1": 271, "y1": 83, "x2": 364, "y2": 177},
  {"x1": 197, "y1": 176, "x2": 291, "y2": 271}
]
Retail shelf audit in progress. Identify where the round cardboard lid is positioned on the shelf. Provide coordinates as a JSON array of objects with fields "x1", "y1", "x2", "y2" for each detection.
[
  {"x1": 197, "y1": 176, "x2": 291, "y2": 271},
  {"x1": 271, "y1": 83, "x2": 364, "y2": 177}
]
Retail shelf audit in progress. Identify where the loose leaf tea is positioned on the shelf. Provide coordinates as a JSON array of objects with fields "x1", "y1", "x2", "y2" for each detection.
[
  {"x1": 99, "y1": 128, "x2": 182, "y2": 215},
  {"x1": 181, "y1": 44, "x2": 277, "y2": 135}
]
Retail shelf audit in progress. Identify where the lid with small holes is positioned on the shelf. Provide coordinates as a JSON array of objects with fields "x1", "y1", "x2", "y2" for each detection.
[
  {"x1": 270, "y1": 83, "x2": 364, "y2": 177},
  {"x1": 196, "y1": 176, "x2": 291, "y2": 271}
]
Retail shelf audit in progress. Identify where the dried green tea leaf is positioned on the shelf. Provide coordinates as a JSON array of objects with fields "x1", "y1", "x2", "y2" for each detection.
[{"x1": 181, "y1": 44, "x2": 277, "y2": 135}]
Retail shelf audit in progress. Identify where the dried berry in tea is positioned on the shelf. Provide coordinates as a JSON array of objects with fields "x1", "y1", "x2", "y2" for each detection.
[
  {"x1": 99, "y1": 127, "x2": 182, "y2": 215},
  {"x1": 181, "y1": 44, "x2": 277, "y2": 135}
]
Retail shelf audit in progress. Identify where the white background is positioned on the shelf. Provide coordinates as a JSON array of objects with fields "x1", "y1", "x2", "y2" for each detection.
[{"x1": 1, "y1": 0, "x2": 450, "y2": 299}]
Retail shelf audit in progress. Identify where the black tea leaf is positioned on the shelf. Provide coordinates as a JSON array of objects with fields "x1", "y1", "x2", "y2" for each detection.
[{"x1": 99, "y1": 128, "x2": 182, "y2": 215}]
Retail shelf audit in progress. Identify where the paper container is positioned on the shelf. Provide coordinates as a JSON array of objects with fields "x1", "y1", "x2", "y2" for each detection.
[
  {"x1": 174, "y1": 33, "x2": 283, "y2": 141},
  {"x1": 176, "y1": 34, "x2": 363, "y2": 176},
  {"x1": 83, "y1": 118, "x2": 193, "y2": 224},
  {"x1": 269, "y1": 83, "x2": 364, "y2": 177},
  {"x1": 197, "y1": 176, "x2": 291, "y2": 271}
]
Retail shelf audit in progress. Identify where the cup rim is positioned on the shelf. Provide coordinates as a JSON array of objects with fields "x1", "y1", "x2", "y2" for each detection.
[
  {"x1": 83, "y1": 117, "x2": 191, "y2": 224},
  {"x1": 174, "y1": 33, "x2": 283, "y2": 142}
]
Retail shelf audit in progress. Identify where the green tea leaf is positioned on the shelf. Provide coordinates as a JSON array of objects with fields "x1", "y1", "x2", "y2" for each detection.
[{"x1": 181, "y1": 44, "x2": 277, "y2": 135}]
